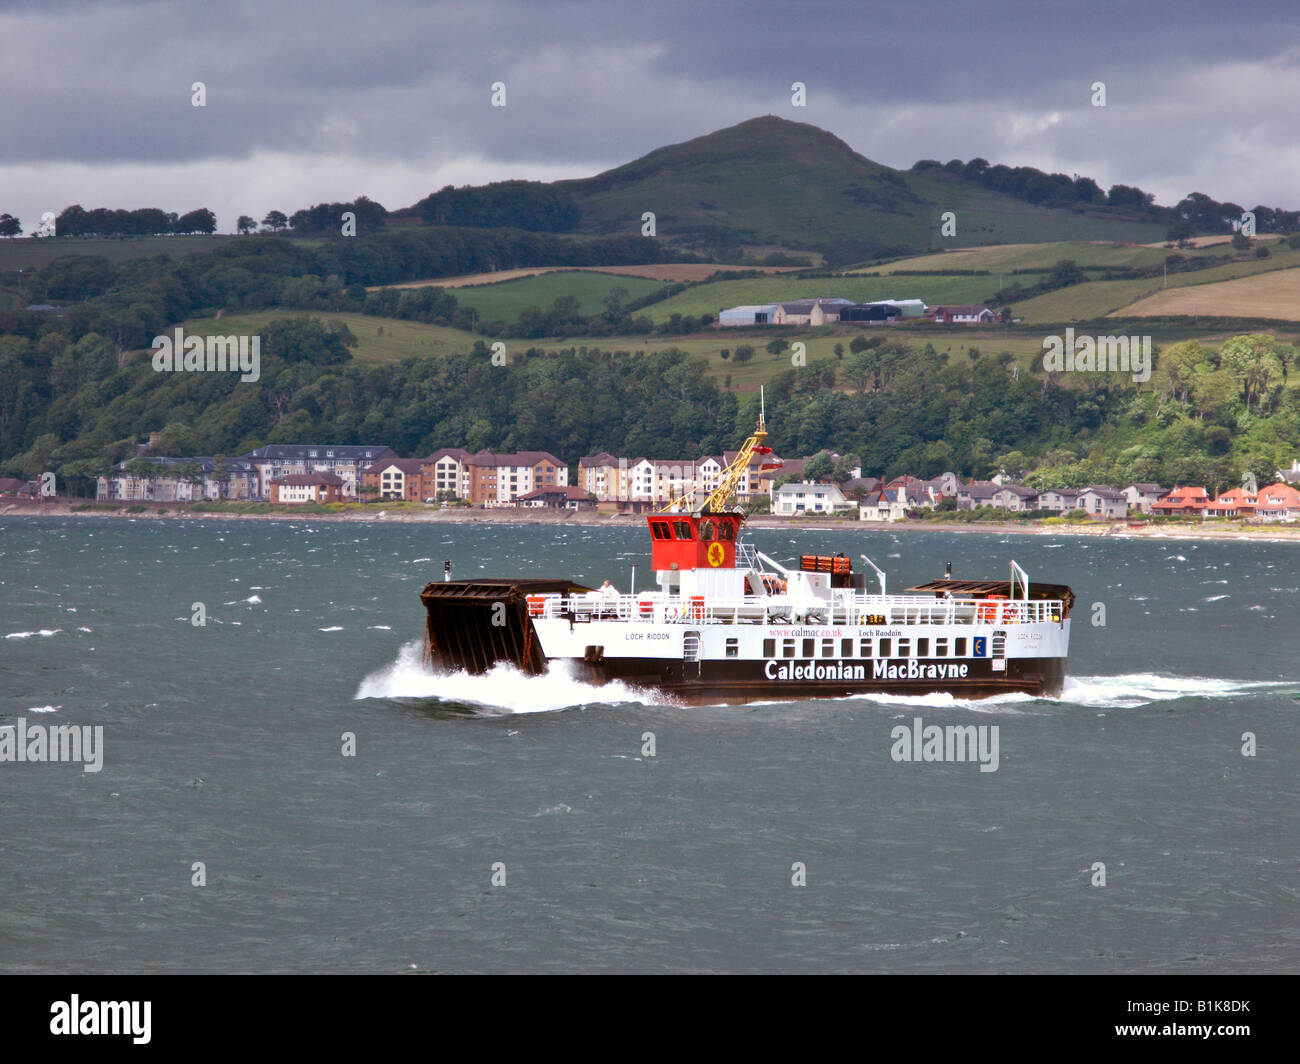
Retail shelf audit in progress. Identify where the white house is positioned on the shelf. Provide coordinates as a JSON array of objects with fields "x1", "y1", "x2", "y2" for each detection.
[
  {"x1": 858, "y1": 487, "x2": 911, "y2": 522},
  {"x1": 774, "y1": 481, "x2": 849, "y2": 515},
  {"x1": 933, "y1": 304, "x2": 996, "y2": 324}
]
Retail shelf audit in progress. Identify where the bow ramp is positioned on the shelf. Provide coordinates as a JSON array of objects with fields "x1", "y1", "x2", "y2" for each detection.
[{"x1": 419, "y1": 578, "x2": 589, "y2": 675}]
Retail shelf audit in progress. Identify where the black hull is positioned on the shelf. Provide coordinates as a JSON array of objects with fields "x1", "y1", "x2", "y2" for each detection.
[{"x1": 563, "y1": 655, "x2": 1068, "y2": 706}]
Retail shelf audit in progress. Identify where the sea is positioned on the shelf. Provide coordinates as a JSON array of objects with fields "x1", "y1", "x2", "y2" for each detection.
[{"x1": 1, "y1": 516, "x2": 1297, "y2": 973}]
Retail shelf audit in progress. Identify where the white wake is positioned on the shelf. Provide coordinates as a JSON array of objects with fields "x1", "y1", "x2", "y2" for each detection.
[{"x1": 354, "y1": 640, "x2": 665, "y2": 713}]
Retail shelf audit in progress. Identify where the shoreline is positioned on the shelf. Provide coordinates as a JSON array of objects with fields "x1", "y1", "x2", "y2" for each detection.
[{"x1": 5, "y1": 501, "x2": 1300, "y2": 545}]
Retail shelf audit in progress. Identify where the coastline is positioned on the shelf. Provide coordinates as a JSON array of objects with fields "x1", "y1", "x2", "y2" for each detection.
[{"x1": 5, "y1": 500, "x2": 1300, "y2": 545}]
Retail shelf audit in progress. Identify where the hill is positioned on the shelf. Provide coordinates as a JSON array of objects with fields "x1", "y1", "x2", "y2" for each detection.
[{"x1": 555, "y1": 116, "x2": 1169, "y2": 262}]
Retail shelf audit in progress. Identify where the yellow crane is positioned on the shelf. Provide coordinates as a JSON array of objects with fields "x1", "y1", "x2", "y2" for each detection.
[{"x1": 659, "y1": 388, "x2": 779, "y2": 514}]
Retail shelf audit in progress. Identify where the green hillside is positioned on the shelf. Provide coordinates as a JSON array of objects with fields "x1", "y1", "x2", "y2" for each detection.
[
  {"x1": 175, "y1": 311, "x2": 474, "y2": 364},
  {"x1": 451, "y1": 270, "x2": 666, "y2": 323},
  {"x1": 558, "y1": 117, "x2": 1169, "y2": 261},
  {"x1": 859, "y1": 240, "x2": 1181, "y2": 273},
  {"x1": 1012, "y1": 243, "x2": 1300, "y2": 321}
]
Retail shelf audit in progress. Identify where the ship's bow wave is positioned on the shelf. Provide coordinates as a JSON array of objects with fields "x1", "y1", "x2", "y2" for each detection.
[{"x1": 356, "y1": 640, "x2": 667, "y2": 713}]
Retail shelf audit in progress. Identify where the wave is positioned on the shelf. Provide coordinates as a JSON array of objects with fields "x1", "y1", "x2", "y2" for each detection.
[
  {"x1": 1058, "y1": 673, "x2": 1293, "y2": 709},
  {"x1": 354, "y1": 640, "x2": 665, "y2": 713}
]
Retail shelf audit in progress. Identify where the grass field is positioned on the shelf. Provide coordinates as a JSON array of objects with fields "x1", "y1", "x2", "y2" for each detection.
[
  {"x1": 1117, "y1": 266, "x2": 1300, "y2": 321},
  {"x1": 174, "y1": 310, "x2": 476, "y2": 363},
  {"x1": 1013, "y1": 243, "x2": 1300, "y2": 321},
  {"x1": 635, "y1": 241, "x2": 1300, "y2": 325},
  {"x1": 170, "y1": 306, "x2": 1300, "y2": 390},
  {"x1": 0, "y1": 234, "x2": 243, "y2": 270},
  {"x1": 384, "y1": 263, "x2": 803, "y2": 289},
  {"x1": 448, "y1": 270, "x2": 668, "y2": 322},
  {"x1": 644, "y1": 274, "x2": 998, "y2": 322},
  {"x1": 858, "y1": 240, "x2": 1183, "y2": 274}
]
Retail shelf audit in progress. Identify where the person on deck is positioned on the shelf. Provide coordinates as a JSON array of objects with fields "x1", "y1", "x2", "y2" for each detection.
[{"x1": 600, "y1": 579, "x2": 619, "y2": 616}]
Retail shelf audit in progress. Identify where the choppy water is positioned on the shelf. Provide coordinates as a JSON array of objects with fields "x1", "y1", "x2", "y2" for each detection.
[{"x1": 1, "y1": 517, "x2": 1297, "y2": 972}]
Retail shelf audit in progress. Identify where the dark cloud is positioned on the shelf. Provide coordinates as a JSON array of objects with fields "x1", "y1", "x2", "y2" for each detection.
[{"x1": 2, "y1": 0, "x2": 1298, "y2": 230}]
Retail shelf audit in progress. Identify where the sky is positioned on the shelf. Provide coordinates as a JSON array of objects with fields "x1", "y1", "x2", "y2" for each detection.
[{"x1": 3, "y1": 0, "x2": 1299, "y2": 233}]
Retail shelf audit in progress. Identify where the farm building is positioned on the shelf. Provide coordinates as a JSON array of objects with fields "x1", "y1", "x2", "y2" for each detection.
[
  {"x1": 772, "y1": 298, "x2": 854, "y2": 326},
  {"x1": 932, "y1": 304, "x2": 996, "y2": 324},
  {"x1": 840, "y1": 302, "x2": 901, "y2": 322},
  {"x1": 870, "y1": 298, "x2": 928, "y2": 318},
  {"x1": 717, "y1": 303, "x2": 780, "y2": 327}
]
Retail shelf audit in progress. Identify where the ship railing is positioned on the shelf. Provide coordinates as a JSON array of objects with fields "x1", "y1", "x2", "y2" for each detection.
[
  {"x1": 529, "y1": 592, "x2": 1065, "y2": 626},
  {"x1": 735, "y1": 541, "x2": 760, "y2": 571},
  {"x1": 834, "y1": 594, "x2": 1063, "y2": 626}
]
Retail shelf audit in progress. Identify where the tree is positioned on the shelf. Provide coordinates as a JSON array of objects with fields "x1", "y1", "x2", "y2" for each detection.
[
  {"x1": 175, "y1": 208, "x2": 217, "y2": 234},
  {"x1": 733, "y1": 344, "x2": 754, "y2": 364},
  {"x1": 845, "y1": 351, "x2": 873, "y2": 393},
  {"x1": 832, "y1": 454, "x2": 861, "y2": 484},
  {"x1": 803, "y1": 451, "x2": 834, "y2": 481},
  {"x1": 766, "y1": 337, "x2": 788, "y2": 356},
  {"x1": 1230, "y1": 231, "x2": 1253, "y2": 252},
  {"x1": 833, "y1": 342, "x2": 844, "y2": 359},
  {"x1": 236, "y1": 215, "x2": 256, "y2": 235},
  {"x1": 1274, "y1": 343, "x2": 1294, "y2": 385},
  {"x1": 261, "y1": 210, "x2": 288, "y2": 232},
  {"x1": 1219, "y1": 333, "x2": 1282, "y2": 412},
  {"x1": 0, "y1": 213, "x2": 20, "y2": 237}
]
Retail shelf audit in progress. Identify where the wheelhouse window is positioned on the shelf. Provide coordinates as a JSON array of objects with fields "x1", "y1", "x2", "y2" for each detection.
[
  {"x1": 651, "y1": 521, "x2": 671, "y2": 540},
  {"x1": 672, "y1": 521, "x2": 693, "y2": 540},
  {"x1": 719, "y1": 522, "x2": 735, "y2": 541},
  {"x1": 699, "y1": 519, "x2": 716, "y2": 541}
]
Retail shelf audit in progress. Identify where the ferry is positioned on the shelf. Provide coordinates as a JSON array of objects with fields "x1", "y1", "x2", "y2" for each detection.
[{"x1": 420, "y1": 410, "x2": 1074, "y2": 705}]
